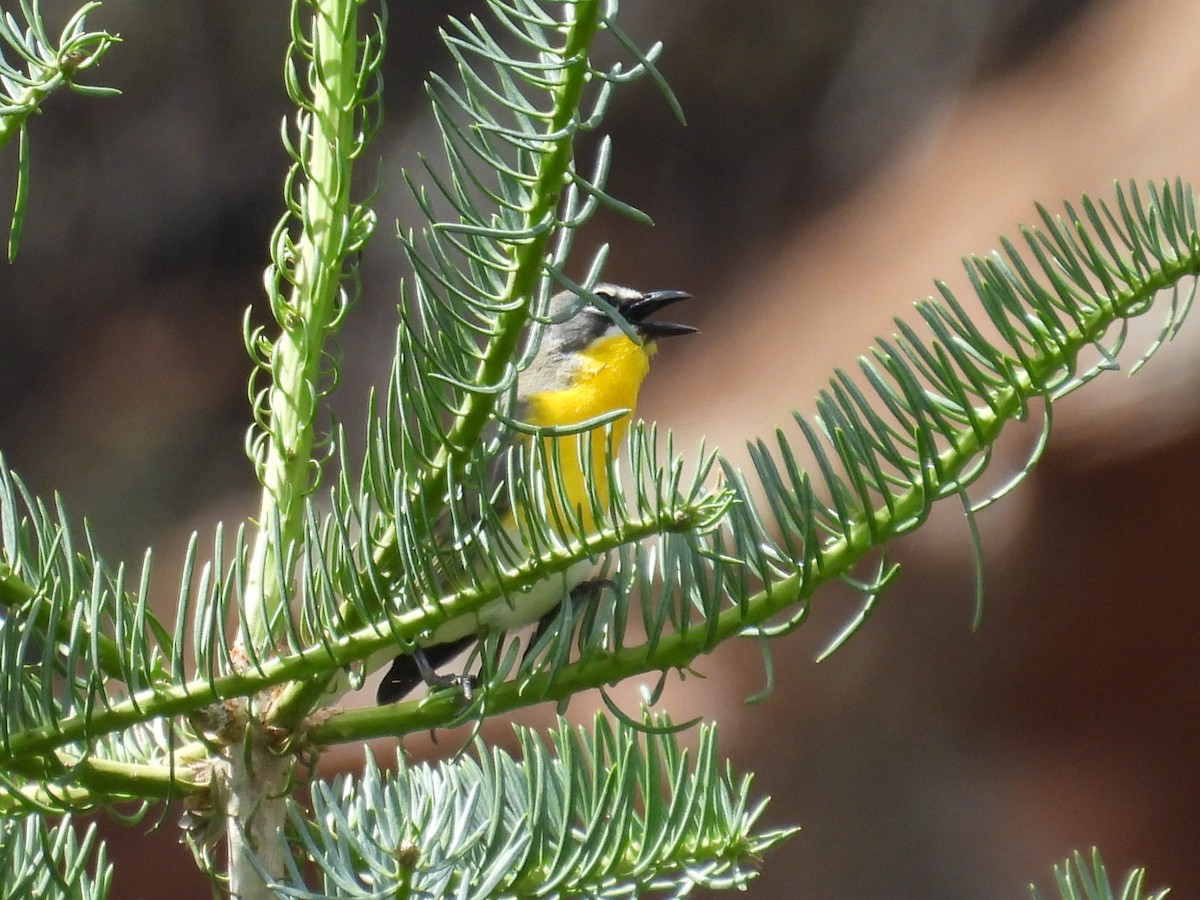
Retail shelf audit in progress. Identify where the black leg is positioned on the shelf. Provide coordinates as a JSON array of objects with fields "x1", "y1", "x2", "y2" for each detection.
[{"x1": 375, "y1": 636, "x2": 476, "y2": 705}]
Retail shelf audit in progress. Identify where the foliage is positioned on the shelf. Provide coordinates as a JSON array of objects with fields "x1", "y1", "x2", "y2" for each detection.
[
  {"x1": 0, "y1": 0, "x2": 117, "y2": 259},
  {"x1": 1030, "y1": 849, "x2": 1169, "y2": 900},
  {"x1": 0, "y1": 0, "x2": 1194, "y2": 895},
  {"x1": 0, "y1": 815, "x2": 111, "y2": 899},
  {"x1": 277, "y1": 715, "x2": 794, "y2": 899}
]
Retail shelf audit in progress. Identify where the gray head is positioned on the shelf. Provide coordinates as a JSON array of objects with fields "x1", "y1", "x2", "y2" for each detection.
[
  {"x1": 519, "y1": 284, "x2": 696, "y2": 396},
  {"x1": 540, "y1": 283, "x2": 695, "y2": 352}
]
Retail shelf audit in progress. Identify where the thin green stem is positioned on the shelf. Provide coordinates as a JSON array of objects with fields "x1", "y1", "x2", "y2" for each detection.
[
  {"x1": 231, "y1": 4, "x2": 375, "y2": 892},
  {"x1": 368, "y1": 0, "x2": 603, "y2": 583},
  {"x1": 244, "y1": 0, "x2": 365, "y2": 652},
  {"x1": 0, "y1": 2, "x2": 118, "y2": 259},
  {"x1": 0, "y1": 751, "x2": 204, "y2": 814}
]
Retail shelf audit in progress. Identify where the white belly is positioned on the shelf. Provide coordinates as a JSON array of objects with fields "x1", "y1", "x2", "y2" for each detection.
[{"x1": 423, "y1": 557, "x2": 595, "y2": 645}]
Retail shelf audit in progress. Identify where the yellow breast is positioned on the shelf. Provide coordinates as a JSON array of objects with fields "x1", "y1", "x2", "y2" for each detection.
[{"x1": 523, "y1": 333, "x2": 653, "y2": 533}]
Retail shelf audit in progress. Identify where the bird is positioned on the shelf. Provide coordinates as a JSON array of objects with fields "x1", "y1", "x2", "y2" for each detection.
[{"x1": 375, "y1": 283, "x2": 697, "y2": 704}]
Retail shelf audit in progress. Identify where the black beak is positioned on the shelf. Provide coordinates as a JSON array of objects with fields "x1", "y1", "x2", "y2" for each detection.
[{"x1": 618, "y1": 290, "x2": 698, "y2": 340}]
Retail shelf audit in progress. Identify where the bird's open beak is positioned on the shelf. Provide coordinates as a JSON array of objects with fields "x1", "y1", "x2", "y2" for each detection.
[{"x1": 619, "y1": 290, "x2": 699, "y2": 340}]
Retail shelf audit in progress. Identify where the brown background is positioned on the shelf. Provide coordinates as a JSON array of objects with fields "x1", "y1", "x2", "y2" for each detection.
[{"x1": 2, "y1": 0, "x2": 1198, "y2": 897}]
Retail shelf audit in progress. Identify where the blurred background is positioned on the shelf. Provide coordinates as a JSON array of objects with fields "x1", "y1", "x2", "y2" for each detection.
[{"x1": 3, "y1": 0, "x2": 1199, "y2": 896}]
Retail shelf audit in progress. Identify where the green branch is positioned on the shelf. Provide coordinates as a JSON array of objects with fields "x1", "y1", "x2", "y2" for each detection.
[
  {"x1": 370, "y1": 0, "x2": 603, "y2": 579},
  {"x1": 313, "y1": 222, "x2": 1200, "y2": 746},
  {"x1": 0, "y1": 751, "x2": 204, "y2": 814},
  {"x1": 243, "y1": 0, "x2": 378, "y2": 651},
  {"x1": 0, "y1": 503, "x2": 708, "y2": 765}
]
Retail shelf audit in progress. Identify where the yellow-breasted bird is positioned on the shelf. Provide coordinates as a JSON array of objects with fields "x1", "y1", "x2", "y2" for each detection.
[{"x1": 376, "y1": 284, "x2": 696, "y2": 704}]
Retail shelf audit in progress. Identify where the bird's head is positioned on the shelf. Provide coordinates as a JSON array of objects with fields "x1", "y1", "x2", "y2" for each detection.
[
  {"x1": 540, "y1": 283, "x2": 696, "y2": 358},
  {"x1": 517, "y1": 283, "x2": 697, "y2": 421}
]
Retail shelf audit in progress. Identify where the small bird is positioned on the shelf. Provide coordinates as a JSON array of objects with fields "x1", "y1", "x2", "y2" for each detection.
[{"x1": 376, "y1": 284, "x2": 697, "y2": 704}]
